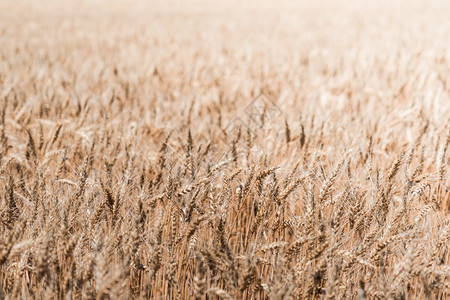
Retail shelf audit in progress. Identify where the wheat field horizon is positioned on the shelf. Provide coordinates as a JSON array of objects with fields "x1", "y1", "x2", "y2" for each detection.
[{"x1": 0, "y1": 0, "x2": 449, "y2": 299}]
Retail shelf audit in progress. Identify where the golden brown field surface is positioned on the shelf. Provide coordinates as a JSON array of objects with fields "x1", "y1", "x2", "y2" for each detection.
[{"x1": 0, "y1": 0, "x2": 450, "y2": 299}]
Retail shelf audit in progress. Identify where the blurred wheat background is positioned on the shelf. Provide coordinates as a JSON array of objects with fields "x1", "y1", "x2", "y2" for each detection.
[{"x1": 0, "y1": 0, "x2": 449, "y2": 299}]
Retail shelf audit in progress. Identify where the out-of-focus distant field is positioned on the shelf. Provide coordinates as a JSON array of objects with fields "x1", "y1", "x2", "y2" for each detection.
[{"x1": 0, "y1": 0, "x2": 449, "y2": 299}]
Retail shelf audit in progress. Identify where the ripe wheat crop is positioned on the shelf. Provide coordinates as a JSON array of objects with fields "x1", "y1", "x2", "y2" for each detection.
[{"x1": 0, "y1": 0, "x2": 449, "y2": 299}]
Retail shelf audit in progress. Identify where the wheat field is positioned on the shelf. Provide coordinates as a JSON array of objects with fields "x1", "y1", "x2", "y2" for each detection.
[{"x1": 0, "y1": 0, "x2": 449, "y2": 299}]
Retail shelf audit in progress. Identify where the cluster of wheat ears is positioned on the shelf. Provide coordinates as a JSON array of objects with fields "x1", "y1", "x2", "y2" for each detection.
[{"x1": 0, "y1": 0, "x2": 449, "y2": 299}]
